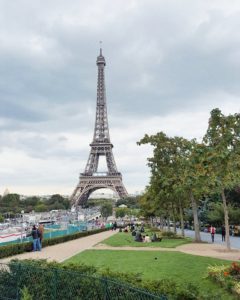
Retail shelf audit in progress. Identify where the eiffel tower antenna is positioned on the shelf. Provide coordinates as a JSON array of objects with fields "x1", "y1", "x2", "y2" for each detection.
[{"x1": 70, "y1": 49, "x2": 128, "y2": 206}]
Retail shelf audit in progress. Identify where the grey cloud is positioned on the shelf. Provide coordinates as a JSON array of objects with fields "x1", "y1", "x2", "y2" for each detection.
[{"x1": 0, "y1": 0, "x2": 240, "y2": 194}]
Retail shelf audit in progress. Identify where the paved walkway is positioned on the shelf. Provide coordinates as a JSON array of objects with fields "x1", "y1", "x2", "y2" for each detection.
[
  {"x1": 1, "y1": 230, "x2": 240, "y2": 263},
  {"x1": 0, "y1": 230, "x2": 117, "y2": 263},
  {"x1": 178, "y1": 229, "x2": 240, "y2": 249}
]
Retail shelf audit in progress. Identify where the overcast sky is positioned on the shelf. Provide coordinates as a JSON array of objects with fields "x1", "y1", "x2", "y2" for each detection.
[{"x1": 0, "y1": 0, "x2": 240, "y2": 196}]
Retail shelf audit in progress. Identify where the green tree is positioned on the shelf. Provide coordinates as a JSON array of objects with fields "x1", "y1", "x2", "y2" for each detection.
[
  {"x1": 203, "y1": 108, "x2": 240, "y2": 249},
  {"x1": 0, "y1": 214, "x2": 4, "y2": 223},
  {"x1": 0, "y1": 193, "x2": 20, "y2": 207},
  {"x1": 116, "y1": 196, "x2": 140, "y2": 209},
  {"x1": 100, "y1": 203, "x2": 113, "y2": 219},
  {"x1": 35, "y1": 203, "x2": 47, "y2": 212},
  {"x1": 138, "y1": 133, "x2": 207, "y2": 241},
  {"x1": 115, "y1": 207, "x2": 128, "y2": 218},
  {"x1": 48, "y1": 194, "x2": 70, "y2": 210}
]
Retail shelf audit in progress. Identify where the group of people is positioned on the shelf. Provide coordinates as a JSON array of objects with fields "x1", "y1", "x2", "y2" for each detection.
[
  {"x1": 111, "y1": 221, "x2": 117, "y2": 231},
  {"x1": 133, "y1": 231, "x2": 161, "y2": 243},
  {"x1": 31, "y1": 224, "x2": 44, "y2": 251},
  {"x1": 209, "y1": 225, "x2": 226, "y2": 243}
]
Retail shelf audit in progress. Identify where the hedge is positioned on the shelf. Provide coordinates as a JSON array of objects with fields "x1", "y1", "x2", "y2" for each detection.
[
  {"x1": 0, "y1": 260, "x2": 165, "y2": 300},
  {"x1": 0, "y1": 259, "x2": 223, "y2": 300},
  {"x1": 0, "y1": 227, "x2": 109, "y2": 259}
]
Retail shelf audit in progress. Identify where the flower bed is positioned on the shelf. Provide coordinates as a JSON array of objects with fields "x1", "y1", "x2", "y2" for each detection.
[{"x1": 208, "y1": 262, "x2": 240, "y2": 296}]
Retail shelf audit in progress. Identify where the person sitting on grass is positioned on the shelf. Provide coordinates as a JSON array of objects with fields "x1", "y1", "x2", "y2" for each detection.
[
  {"x1": 151, "y1": 232, "x2": 157, "y2": 242},
  {"x1": 151, "y1": 232, "x2": 162, "y2": 242},
  {"x1": 144, "y1": 234, "x2": 151, "y2": 243},
  {"x1": 134, "y1": 230, "x2": 143, "y2": 242}
]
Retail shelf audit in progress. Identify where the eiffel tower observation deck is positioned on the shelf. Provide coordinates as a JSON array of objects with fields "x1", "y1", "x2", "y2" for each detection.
[{"x1": 70, "y1": 48, "x2": 128, "y2": 206}]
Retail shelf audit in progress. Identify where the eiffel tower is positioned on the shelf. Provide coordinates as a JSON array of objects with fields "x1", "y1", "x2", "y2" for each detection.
[{"x1": 71, "y1": 48, "x2": 128, "y2": 206}]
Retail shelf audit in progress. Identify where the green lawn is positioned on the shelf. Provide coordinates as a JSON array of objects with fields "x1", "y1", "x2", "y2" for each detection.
[
  {"x1": 100, "y1": 232, "x2": 192, "y2": 248},
  {"x1": 65, "y1": 250, "x2": 233, "y2": 299}
]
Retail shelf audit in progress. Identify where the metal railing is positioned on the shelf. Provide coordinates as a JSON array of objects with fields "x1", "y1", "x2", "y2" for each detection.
[
  {"x1": 0, "y1": 262, "x2": 166, "y2": 300},
  {"x1": 0, "y1": 223, "x2": 90, "y2": 247}
]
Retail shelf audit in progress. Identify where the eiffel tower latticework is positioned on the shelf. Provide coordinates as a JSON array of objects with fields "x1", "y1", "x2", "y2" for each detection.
[{"x1": 71, "y1": 49, "x2": 128, "y2": 206}]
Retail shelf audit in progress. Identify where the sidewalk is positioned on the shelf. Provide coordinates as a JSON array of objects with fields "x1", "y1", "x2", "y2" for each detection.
[{"x1": 0, "y1": 230, "x2": 117, "y2": 263}]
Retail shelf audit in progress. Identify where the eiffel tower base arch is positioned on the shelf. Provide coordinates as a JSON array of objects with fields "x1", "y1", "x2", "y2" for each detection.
[{"x1": 71, "y1": 175, "x2": 128, "y2": 207}]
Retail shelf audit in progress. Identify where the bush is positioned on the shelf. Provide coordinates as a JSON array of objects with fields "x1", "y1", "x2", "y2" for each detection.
[
  {"x1": 2, "y1": 260, "x2": 223, "y2": 300},
  {"x1": 208, "y1": 263, "x2": 240, "y2": 297},
  {"x1": 21, "y1": 286, "x2": 33, "y2": 300},
  {"x1": 0, "y1": 228, "x2": 108, "y2": 259},
  {"x1": 161, "y1": 231, "x2": 177, "y2": 238}
]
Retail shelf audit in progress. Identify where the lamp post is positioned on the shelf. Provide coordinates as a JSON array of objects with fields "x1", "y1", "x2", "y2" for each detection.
[{"x1": 21, "y1": 210, "x2": 24, "y2": 243}]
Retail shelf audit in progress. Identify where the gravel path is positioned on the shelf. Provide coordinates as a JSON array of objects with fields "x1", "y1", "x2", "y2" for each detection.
[
  {"x1": 177, "y1": 243, "x2": 240, "y2": 261},
  {"x1": 0, "y1": 230, "x2": 117, "y2": 263}
]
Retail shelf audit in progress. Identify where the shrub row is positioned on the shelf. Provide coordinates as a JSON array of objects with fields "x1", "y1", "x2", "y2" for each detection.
[
  {"x1": 1, "y1": 259, "x2": 224, "y2": 300},
  {"x1": 0, "y1": 227, "x2": 108, "y2": 259}
]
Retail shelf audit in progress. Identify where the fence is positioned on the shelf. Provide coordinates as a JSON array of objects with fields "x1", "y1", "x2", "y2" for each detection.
[
  {"x1": 0, "y1": 262, "x2": 166, "y2": 300},
  {"x1": 0, "y1": 222, "x2": 90, "y2": 247}
]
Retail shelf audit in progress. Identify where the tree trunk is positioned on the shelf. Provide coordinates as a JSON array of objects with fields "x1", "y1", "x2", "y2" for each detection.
[
  {"x1": 190, "y1": 191, "x2": 201, "y2": 242},
  {"x1": 171, "y1": 204, "x2": 177, "y2": 234},
  {"x1": 221, "y1": 188, "x2": 231, "y2": 250},
  {"x1": 151, "y1": 217, "x2": 154, "y2": 227},
  {"x1": 179, "y1": 200, "x2": 185, "y2": 237},
  {"x1": 160, "y1": 216, "x2": 164, "y2": 230},
  {"x1": 167, "y1": 217, "x2": 170, "y2": 231}
]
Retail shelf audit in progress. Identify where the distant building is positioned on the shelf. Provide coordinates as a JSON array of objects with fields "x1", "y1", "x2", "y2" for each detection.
[{"x1": 3, "y1": 188, "x2": 10, "y2": 197}]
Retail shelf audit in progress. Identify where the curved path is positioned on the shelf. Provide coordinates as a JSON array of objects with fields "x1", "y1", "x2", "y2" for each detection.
[{"x1": 1, "y1": 230, "x2": 240, "y2": 263}]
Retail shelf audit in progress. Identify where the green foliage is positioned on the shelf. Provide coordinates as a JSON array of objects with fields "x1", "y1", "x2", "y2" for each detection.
[
  {"x1": 138, "y1": 108, "x2": 240, "y2": 247},
  {"x1": 100, "y1": 203, "x2": 113, "y2": 218},
  {"x1": 0, "y1": 258, "x2": 225, "y2": 300},
  {"x1": 48, "y1": 194, "x2": 70, "y2": 210},
  {"x1": 0, "y1": 214, "x2": 4, "y2": 223},
  {"x1": 21, "y1": 286, "x2": 33, "y2": 300},
  {"x1": 206, "y1": 203, "x2": 224, "y2": 226},
  {"x1": 138, "y1": 132, "x2": 205, "y2": 241},
  {"x1": 116, "y1": 196, "x2": 140, "y2": 209},
  {"x1": 203, "y1": 108, "x2": 240, "y2": 191},
  {"x1": 115, "y1": 207, "x2": 128, "y2": 218},
  {"x1": 34, "y1": 202, "x2": 47, "y2": 212},
  {"x1": 208, "y1": 262, "x2": 240, "y2": 297},
  {"x1": 0, "y1": 194, "x2": 21, "y2": 213},
  {"x1": 0, "y1": 193, "x2": 70, "y2": 215},
  {"x1": 0, "y1": 228, "x2": 108, "y2": 259},
  {"x1": 161, "y1": 231, "x2": 177, "y2": 238},
  {"x1": 86, "y1": 198, "x2": 115, "y2": 208},
  {"x1": 0, "y1": 260, "x2": 163, "y2": 300}
]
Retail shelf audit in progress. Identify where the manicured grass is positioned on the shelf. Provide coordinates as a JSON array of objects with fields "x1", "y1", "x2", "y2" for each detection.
[
  {"x1": 65, "y1": 250, "x2": 233, "y2": 299},
  {"x1": 101, "y1": 232, "x2": 192, "y2": 248}
]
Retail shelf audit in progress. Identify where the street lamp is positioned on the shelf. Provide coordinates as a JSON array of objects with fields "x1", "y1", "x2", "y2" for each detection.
[{"x1": 21, "y1": 210, "x2": 24, "y2": 243}]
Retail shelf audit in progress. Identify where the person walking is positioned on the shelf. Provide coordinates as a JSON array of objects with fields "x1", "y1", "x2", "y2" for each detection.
[
  {"x1": 221, "y1": 225, "x2": 226, "y2": 242},
  {"x1": 38, "y1": 224, "x2": 44, "y2": 250},
  {"x1": 210, "y1": 225, "x2": 216, "y2": 243}
]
